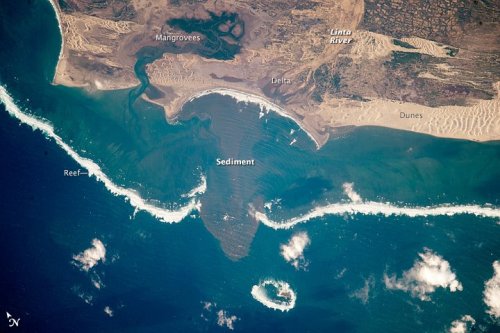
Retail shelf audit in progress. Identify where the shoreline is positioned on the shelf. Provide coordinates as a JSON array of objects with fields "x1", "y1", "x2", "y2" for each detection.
[
  {"x1": 120, "y1": 82, "x2": 500, "y2": 149},
  {"x1": 184, "y1": 88, "x2": 322, "y2": 149},
  {"x1": 45, "y1": 0, "x2": 500, "y2": 146},
  {"x1": 47, "y1": 0, "x2": 65, "y2": 84},
  {"x1": 46, "y1": 0, "x2": 500, "y2": 146},
  {"x1": 43, "y1": 2, "x2": 325, "y2": 149}
]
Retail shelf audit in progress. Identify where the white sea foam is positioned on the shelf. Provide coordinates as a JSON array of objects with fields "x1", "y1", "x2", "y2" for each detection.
[
  {"x1": 384, "y1": 248, "x2": 463, "y2": 301},
  {"x1": 342, "y1": 182, "x2": 362, "y2": 203},
  {"x1": 73, "y1": 239, "x2": 106, "y2": 272},
  {"x1": 263, "y1": 198, "x2": 282, "y2": 212},
  {"x1": 251, "y1": 279, "x2": 297, "y2": 312},
  {"x1": 280, "y1": 232, "x2": 311, "y2": 270},
  {"x1": 182, "y1": 174, "x2": 207, "y2": 198},
  {"x1": 0, "y1": 86, "x2": 201, "y2": 223},
  {"x1": 187, "y1": 88, "x2": 320, "y2": 149},
  {"x1": 483, "y1": 260, "x2": 500, "y2": 319},
  {"x1": 254, "y1": 201, "x2": 500, "y2": 230},
  {"x1": 448, "y1": 315, "x2": 475, "y2": 333}
]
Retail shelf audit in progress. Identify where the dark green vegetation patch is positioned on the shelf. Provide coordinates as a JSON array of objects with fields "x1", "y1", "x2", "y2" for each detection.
[
  {"x1": 392, "y1": 39, "x2": 417, "y2": 49},
  {"x1": 167, "y1": 11, "x2": 244, "y2": 61}
]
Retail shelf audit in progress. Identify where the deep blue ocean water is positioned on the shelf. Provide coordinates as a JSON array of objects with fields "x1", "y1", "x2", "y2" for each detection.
[{"x1": 0, "y1": 1, "x2": 499, "y2": 332}]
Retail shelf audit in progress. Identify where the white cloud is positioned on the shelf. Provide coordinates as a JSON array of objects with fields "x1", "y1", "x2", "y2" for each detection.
[
  {"x1": 483, "y1": 260, "x2": 500, "y2": 319},
  {"x1": 350, "y1": 276, "x2": 375, "y2": 304},
  {"x1": 72, "y1": 239, "x2": 106, "y2": 272},
  {"x1": 448, "y1": 315, "x2": 475, "y2": 333},
  {"x1": 217, "y1": 310, "x2": 239, "y2": 330},
  {"x1": 342, "y1": 182, "x2": 362, "y2": 203},
  {"x1": 202, "y1": 301, "x2": 214, "y2": 312},
  {"x1": 104, "y1": 306, "x2": 114, "y2": 317},
  {"x1": 201, "y1": 302, "x2": 239, "y2": 329},
  {"x1": 71, "y1": 286, "x2": 94, "y2": 305},
  {"x1": 335, "y1": 268, "x2": 347, "y2": 279},
  {"x1": 384, "y1": 248, "x2": 463, "y2": 301},
  {"x1": 280, "y1": 232, "x2": 311, "y2": 270},
  {"x1": 90, "y1": 273, "x2": 105, "y2": 289}
]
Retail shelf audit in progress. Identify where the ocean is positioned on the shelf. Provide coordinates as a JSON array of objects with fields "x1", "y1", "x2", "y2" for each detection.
[{"x1": 0, "y1": 1, "x2": 499, "y2": 332}]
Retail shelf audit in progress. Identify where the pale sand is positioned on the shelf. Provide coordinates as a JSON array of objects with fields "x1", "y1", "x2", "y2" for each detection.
[
  {"x1": 314, "y1": 82, "x2": 500, "y2": 142},
  {"x1": 47, "y1": 0, "x2": 65, "y2": 83},
  {"x1": 47, "y1": 3, "x2": 499, "y2": 147},
  {"x1": 350, "y1": 30, "x2": 456, "y2": 61},
  {"x1": 48, "y1": 1, "x2": 139, "y2": 89},
  {"x1": 122, "y1": 81, "x2": 500, "y2": 149}
]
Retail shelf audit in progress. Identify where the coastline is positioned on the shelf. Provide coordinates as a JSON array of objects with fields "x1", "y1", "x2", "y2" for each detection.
[
  {"x1": 314, "y1": 83, "x2": 500, "y2": 144},
  {"x1": 46, "y1": 0, "x2": 139, "y2": 90},
  {"x1": 46, "y1": 0, "x2": 500, "y2": 147},
  {"x1": 47, "y1": 0, "x2": 65, "y2": 84},
  {"x1": 185, "y1": 88, "x2": 322, "y2": 149}
]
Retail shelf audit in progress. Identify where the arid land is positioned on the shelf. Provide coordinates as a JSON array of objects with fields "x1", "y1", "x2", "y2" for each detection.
[{"x1": 52, "y1": 0, "x2": 500, "y2": 146}]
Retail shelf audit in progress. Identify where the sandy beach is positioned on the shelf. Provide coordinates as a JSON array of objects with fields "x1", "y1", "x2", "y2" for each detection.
[
  {"x1": 47, "y1": 1, "x2": 500, "y2": 148},
  {"x1": 175, "y1": 83, "x2": 500, "y2": 148},
  {"x1": 186, "y1": 88, "x2": 322, "y2": 149}
]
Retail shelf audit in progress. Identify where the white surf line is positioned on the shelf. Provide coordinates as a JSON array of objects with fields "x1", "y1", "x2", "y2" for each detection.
[
  {"x1": 47, "y1": 0, "x2": 64, "y2": 80},
  {"x1": 0, "y1": 85, "x2": 200, "y2": 223},
  {"x1": 255, "y1": 201, "x2": 500, "y2": 230},
  {"x1": 182, "y1": 174, "x2": 207, "y2": 198},
  {"x1": 187, "y1": 88, "x2": 321, "y2": 149},
  {"x1": 251, "y1": 279, "x2": 297, "y2": 312},
  {"x1": 46, "y1": 0, "x2": 319, "y2": 152}
]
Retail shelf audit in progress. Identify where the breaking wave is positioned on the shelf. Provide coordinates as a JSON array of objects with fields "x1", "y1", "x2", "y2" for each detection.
[
  {"x1": 187, "y1": 88, "x2": 320, "y2": 149},
  {"x1": 47, "y1": 0, "x2": 64, "y2": 71},
  {"x1": 0, "y1": 85, "x2": 203, "y2": 223},
  {"x1": 255, "y1": 201, "x2": 500, "y2": 230},
  {"x1": 182, "y1": 174, "x2": 207, "y2": 198},
  {"x1": 251, "y1": 279, "x2": 297, "y2": 312}
]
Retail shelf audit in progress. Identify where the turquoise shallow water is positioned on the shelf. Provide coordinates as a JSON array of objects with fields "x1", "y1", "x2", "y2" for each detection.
[{"x1": 0, "y1": 1, "x2": 499, "y2": 332}]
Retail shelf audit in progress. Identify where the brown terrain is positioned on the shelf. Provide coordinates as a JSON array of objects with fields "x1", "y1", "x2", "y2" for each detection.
[
  {"x1": 52, "y1": 0, "x2": 500, "y2": 145},
  {"x1": 50, "y1": 0, "x2": 500, "y2": 258}
]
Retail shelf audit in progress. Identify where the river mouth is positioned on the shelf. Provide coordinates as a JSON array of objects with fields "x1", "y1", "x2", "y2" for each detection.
[
  {"x1": 129, "y1": 48, "x2": 317, "y2": 259},
  {"x1": 1, "y1": 0, "x2": 499, "y2": 263}
]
